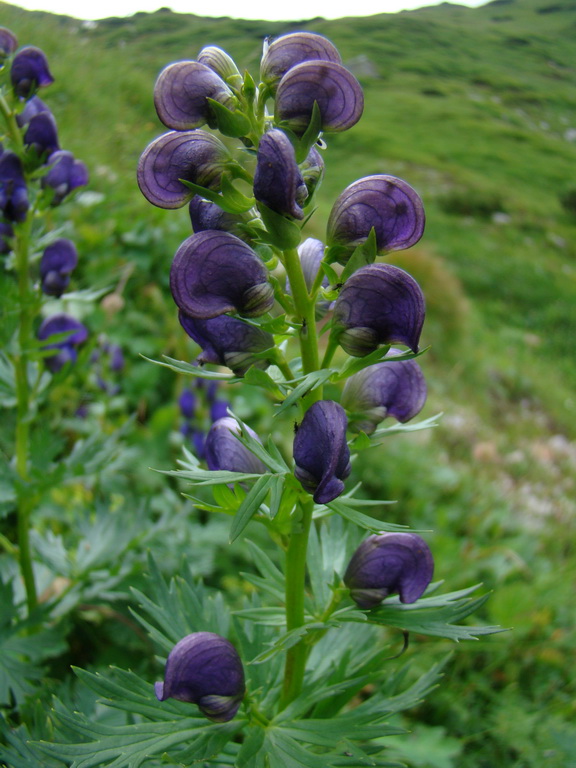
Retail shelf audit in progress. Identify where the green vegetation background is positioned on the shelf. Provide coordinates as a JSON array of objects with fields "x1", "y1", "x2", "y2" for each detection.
[{"x1": 2, "y1": 0, "x2": 575, "y2": 764}]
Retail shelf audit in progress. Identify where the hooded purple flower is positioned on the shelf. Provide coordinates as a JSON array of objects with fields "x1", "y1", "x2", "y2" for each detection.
[
  {"x1": 10, "y1": 46, "x2": 54, "y2": 98},
  {"x1": 197, "y1": 46, "x2": 241, "y2": 85},
  {"x1": 204, "y1": 416, "x2": 266, "y2": 474},
  {"x1": 42, "y1": 150, "x2": 89, "y2": 205},
  {"x1": 39, "y1": 238, "x2": 78, "y2": 297},
  {"x1": 154, "y1": 60, "x2": 235, "y2": 131},
  {"x1": 16, "y1": 95, "x2": 51, "y2": 125},
  {"x1": 300, "y1": 145, "x2": 325, "y2": 200},
  {"x1": 333, "y1": 264, "x2": 425, "y2": 357},
  {"x1": 344, "y1": 532, "x2": 434, "y2": 609},
  {"x1": 138, "y1": 131, "x2": 231, "y2": 210},
  {"x1": 0, "y1": 27, "x2": 18, "y2": 58},
  {"x1": 275, "y1": 60, "x2": 364, "y2": 137},
  {"x1": 189, "y1": 196, "x2": 251, "y2": 240},
  {"x1": 179, "y1": 311, "x2": 274, "y2": 376},
  {"x1": 254, "y1": 129, "x2": 307, "y2": 219},
  {"x1": 24, "y1": 112, "x2": 60, "y2": 159},
  {"x1": 38, "y1": 313, "x2": 88, "y2": 373},
  {"x1": 155, "y1": 632, "x2": 245, "y2": 722},
  {"x1": 327, "y1": 175, "x2": 425, "y2": 263},
  {"x1": 170, "y1": 231, "x2": 274, "y2": 319},
  {"x1": 260, "y1": 32, "x2": 342, "y2": 93},
  {"x1": 0, "y1": 151, "x2": 29, "y2": 222},
  {"x1": 293, "y1": 400, "x2": 351, "y2": 504},
  {"x1": 341, "y1": 349, "x2": 427, "y2": 434}
]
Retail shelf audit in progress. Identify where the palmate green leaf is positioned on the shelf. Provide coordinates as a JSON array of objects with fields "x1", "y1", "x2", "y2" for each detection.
[
  {"x1": 230, "y1": 474, "x2": 277, "y2": 542},
  {"x1": 179, "y1": 177, "x2": 254, "y2": 214},
  {"x1": 141, "y1": 354, "x2": 237, "y2": 380},
  {"x1": 345, "y1": 584, "x2": 504, "y2": 641},
  {"x1": 369, "y1": 413, "x2": 443, "y2": 444},
  {"x1": 227, "y1": 410, "x2": 289, "y2": 473},
  {"x1": 339, "y1": 227, "x2": 379, "y2": 284},
  {"x1": 0, "y1": 718, "x2": 67, "y2": 768},
  {"x1": 275, "y1": 368, "x2": 335, "y2": 416},
  {"x1": 162, "y1": 467, "x2": 264, "y2": 486},
  {"x1": 326, "y1": 499, "x2": 407, "y2": 533}
]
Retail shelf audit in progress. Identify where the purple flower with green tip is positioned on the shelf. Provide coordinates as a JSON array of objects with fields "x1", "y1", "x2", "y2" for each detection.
[
  {"x1": 39, "y1": 238, "x2": 78, "y2": 297},
  {"x1": 260, "y1": 32, "x2": 341, "y2": 92},
  {"x1": 275, "y1": 60, "x2": 364, "y2": 137},
  {"x1": 0, "y1": 151, "x2": 29, "y2": 222},
  {"x1": 197, "y1": 46, "x2": 241, "y2": 85},
  {"x1": 189, "y1": 196, "x2": 251, "y2": 240},
  {"x1": 300, "y1": 145, "x2": 325, "y2": 199},
  {"x1": 170, "y1": 231, "x2": 274, "y2": 319},
  {"x1": 327, "y1": 175, "x2": 425, "y2": 263},
  {"x1": 0, "y1": 27, "x2": 18, "y2": 58},
  {"x1": 204, "y1": 416, "x2": 266, "y2": 474},
  {"x1": 10, "y1": 46, "x2": 54, "y2": 98},
  {"x1": 154, "y1": 60, "x2": 235, "y2": 131},
  {"x1": 138, "y1": 131, "x2": 231, "y2": 210},
  {"x1": 155, "y1": 632, "x2": 245, "y2": 722},
  {"x1": 342, "y1": 349, "x2": 427, "y2": 434},
  {"x1": 333, "y1": 263, "x2": 425, "y2": 357},
  {"x1": 179, "y1": 311, "x2": 274, "y2": 376},
  {"x1": 42, "y1": 150, "x2": 89, "y2": 205},
  {"x1": 38, "y1": 313, "x2": 88, "y2": 373},
  {"x1": 293, "y1": 400, "x2": 351, "y2": 504},
  {"x1": 254, "y1": 129, "x2": 307, "y2": 219},
  {"x1": 344, "y1": 532, "x2": 434, "y2": 609}
]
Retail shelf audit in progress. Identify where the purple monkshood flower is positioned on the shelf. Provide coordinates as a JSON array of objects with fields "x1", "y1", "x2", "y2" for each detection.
[
  {"x1": 154, "y1": 60, "x2": 236, "y2": 132},
  {"x1": 293, "y1": 400, "x2": 351, "y2": 504},
  {"x1": 155, "y1": 632, "x2": 245, "y2": 722},
  {"x1": 204, "y1": 417, "x2": 266, "y2": 474},
  {"x1": 275, "y1": 60, "x2": 364, "y2": 137},
  {"x1": 24, "y1": 112, "x2": 60, "y2": 159},
  {"x1": 39, "y1": 238, "x2": 78, "y2": 297},
  {"x1": 254, "y1": 129, "x2": 307, "y2": 220},
  {"x1": 344, "y1": 532, "x2": 434, "y2": 609},
  {"x1": 16, "y1": 95, "x2": 51, "y2": 125},
  {"x1": 189, "y1": 196, "x2": 251, "y2": 241},
  {"x1": 333, "y1": 263, "x2": 425, "y2": 357},
  {"x1": 0, "y1": 27, "x2": 18, "y2": 58},
  {"x1": 37, "y1": 313, "x2": 88, "y2": 373},
  {"x1": 10, "y1": 46, "x2": 54, "y2": 98},
  {"x1": 197, "y1": 46, "x2": 241, "y2": 85},
  {"x1": 0, "y1": 151, "x2": 29, "y2": 222},
  {"x1": 300, "y1": 145, "x2": 325, "y2": 200},
  {"x1": 138, "y1": 131, "x2": 231, "y2": 210},
  {"x1": 42, "y1": 150, "x2": 89, "y2": 205},
  {"x1": 179, "y1": 311, "x2": 274, "y2": 376},
  {"x1": 327, "y1": 175, "x2": 425, "y2": 263},
  {"x1": 285, "y1": 238, "x2": 331, "y2": 320},
  {"x1": 260, "y1": 32, "x2": 342, "y2": 93},
  {"x1": 179, "y1": 388, "x2": 196, "y2": 420},
  {"x1": 341, "y1": 349, "x2": 427, "y2": 434},
  {"x1": 170, "y1": 231, "x2": 274, "y2": 319},
  {"x1": 0, "y1": 220, "x2": 14, "y2": 254}
]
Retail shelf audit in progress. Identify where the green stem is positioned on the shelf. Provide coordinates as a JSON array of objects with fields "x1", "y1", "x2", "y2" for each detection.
[{"x1": 283, "y1": 247, "x2": 320, "y2": 387}]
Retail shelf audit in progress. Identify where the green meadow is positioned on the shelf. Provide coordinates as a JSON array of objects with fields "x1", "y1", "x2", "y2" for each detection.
[{"x1": 1, "y1": 0, "x2": 575, "y2": 764}]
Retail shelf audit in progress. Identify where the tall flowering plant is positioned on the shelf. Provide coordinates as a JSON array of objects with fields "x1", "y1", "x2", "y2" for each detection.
[{"x1": 35, "y1": 32, "x2": 502, "y2": 766}]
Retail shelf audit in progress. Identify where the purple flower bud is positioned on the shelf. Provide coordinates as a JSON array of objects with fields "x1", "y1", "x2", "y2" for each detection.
[
  {"x1": 0, "y1": 220, "x2": 14, "y2": 254},
  {"x1": 293, "y1": 400, "x2": 351, "y2": 504},
  {"x1": 344, "y1": 532, "x2": 434, "y2": 608},
  {"x1": 24, "y1": 112, "x2": 60, "y2": 158},
  {"x1": 204, "y1": 416, "x2": 266, "y2": 474},
  {"x1": 10, "y1": 46, "x2": 54, "y2": 98},
  {"x1": 154, "y1": 60, "x2": 235, "y2": 131},
  {"x1": 254, "y1": 129, "x2": 307, "y2": 220},
  {"x1": 285, "y1": 238, "x2": 331, "y2": 320},
  {"x1": 16, "y1": 95, "x2": 51, "y2": 126},
  {"x1": 342, "y1": 349, "x2": 427, "y2": 434},
  {"x1": 0, "y1": 151, "x2": 29, "y2": 222},
  {"x1": 155, "y1": 632, "x2": 245, "y2": 722},
  {"x1": 189, "y1": 196, "x2": 251, "y2": 240},
  {"x1": 39, "y1": 238, "x2": 77, "y2": 297},
  {"x1": 0, "y1": 27, "x2": 18, "y2": 58},
  {"x1": 275, "y1": 61, "x2": 364, "y2": 137},
  {"x1": 260, "y1": 32, "x2": 342, "y2": 93},
  {"x1": 179, "y1": 388, "x2": 196, "y2": 419},
  {"x1": 42, "y1": 150, "x2": 89, "y2": 205},
  {"x1": 300, "y1": 145, "x2": 325, "y2": 199},
  {"x1": 197, "y1": 46, "x2": 241, "y2": 85},
  {"x1": 38, "y1": 313, "x2": 88, "y2": 372},
  {"x1": 170, "y1": 231, "x2": 274, "y2": 319},
  {"x1": 179, "y1": 311, "x2": 274, "y2": 376},
  {"x1": 192, "y1": 429, "x2": 206, "y2": 458},
  {"x1": 333, "y1": 264, "x2": 425, "y2": 356},
  {"x1": 327, "y1": 175, "x2": 425, "y2": 262},
  {"x1": 138, "y1": 130, "x2": 231, "y2": 210}
]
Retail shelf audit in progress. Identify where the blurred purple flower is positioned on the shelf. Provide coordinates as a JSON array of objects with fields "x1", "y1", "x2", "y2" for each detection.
[
  {"x1": 342, "y1": 349, "x2": 427, "y2": 434},
  {"x1": 179, "y1": 388, "x2": 196, "y2": 420},
  {"x1": 39, "y1": 238, "x2": 77, "y2": 297},
  {"x1": 333, "y1": 263, "x2": 425, "y2": 356},
  {"x1": 16, "y1": 95, "x2": 51, "y2": 125},
  {"x1": 10, "y1": 46, "x2": 54, "y2": 98},
  {"x1": 38, "y1": 313, "x2": 88, "y2": 373},
  {"x1": 154, "y1": 60, "x2": 235, "y2": 131},
  {"x1": 260, "y1": 32, "x2": 341, "y2": 92},
  {"x1": 42, "y1": 150, "x2": 89, "y2": 205},
  {"x1": 0, "y1": 151, "x2": 29, "y2": 222},
  {"x1": 155, "y1": 632, "x2": 245, "y2": 722},
  {"x1": 0, "y1": 27, "x2": 18, "y2": 58},
  {"x1": 275, "y1": 60, "x2": 364, "y2": 136},
  {"x1": 293, "y1": 400, "x2": 351, "y2": 504},
  {"x1": 344, "y1": 532, "x2": 434, "y2": 609},
  {"x1": 204, "y1": 416, "x2": 266, "y2": 473},
  {"x1": 254, "y1": 129, "x2": 307, "y2": 219},
  {"x1": 138, "y1": 130, "x2": 231, "y2": 210},
  {"x1": 210, "y1": 400, "x2": 229, "y2": 422},
  {"x1": 179, "y1": 311, "x2": 274, "y2": 376},
  {"x1": 24, "y1": 112, "x2": 60, "y2": 158},
  {"x1": 327, "y1": 175, "x2": 425, "y2": 263},
  {"x1": 170, "y1": 231, "x2": 274, "y2": 319}
]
